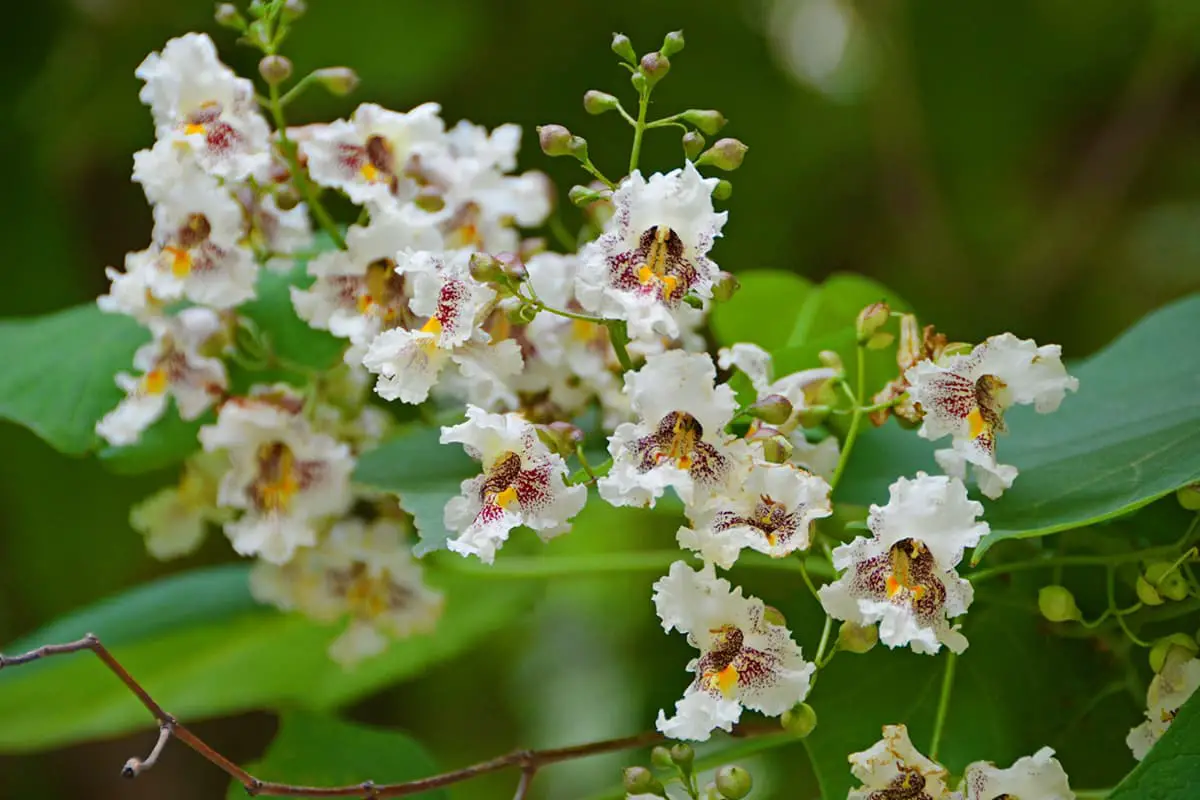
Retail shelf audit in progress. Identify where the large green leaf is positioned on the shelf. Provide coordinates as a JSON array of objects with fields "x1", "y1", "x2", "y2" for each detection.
[
  {"x1": 0, "y1": 305, "x2": 148, "y2": 455},
  {"x1": 0, "y1": 564, "x2": 533, "y2": 753},
  {"x1": 710, "y1": 270, "x2": 815, "y2": 352},
  {"x1": 227, "y1": 712, "x2": 445, "y2": 800},
  {"x1": 1110, "y1": 690, "x2": 1200, "y2": 800},
  {"x1": 355, "y1": 426, "x2": 477, "y2": 555},
  {"x1": 837, "y1": 293, "x2": 1200, "y2": 562},
  {"x1": 240, "y1": 263, "x2": 347, "y2": 372}
]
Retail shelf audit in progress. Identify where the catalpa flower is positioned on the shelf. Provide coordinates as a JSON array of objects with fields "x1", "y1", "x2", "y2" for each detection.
[
  {"x1": 576, "y1": 162, "x2": 726, "y2": 340},
  {"x1": 362, "y1": 251, "x2": 521, "y2": 405},
  {"x1": 136, "y1": 33, "x2": 271, "y2": 181},
  {"x1": 818, "y1": 473, "x2": 987, "y2": 654},
  {"x1": 98, "y1": 252, "x2": 165, "y2": 322},
  {"x1": 598, "y1": 351, "x2": 745, "y2": 509},
  {"x1": 96, "y1": 308, "x2": 228, "y2": 447},
  {"x1": 907, "y1": 333, "x2": 1078, "y2": 499},
  {"x1": 441, "y1": 406, "x2": 586, "y2": 563},
  {"x1": 1127, "y1": 646, "x2": 1200, "y2": 760},
  {"x1": 848, "y1": 725, "x2": 956, "y2": 800},
  {"x1": 677, "y1": 461, "x2": 831, "y2": 569},
  {"x1": 302, "y1": 102, "x2": 446, "y2": 209},
  {"x1": 199, "y1": 386, "x2": 354, "y2": 564},
  {"x1": 961, "y1": 747, "x2": 1074, "y2": 800},
  {"x1": 129, "y1": 450, "x2": 231, "y2": 560},
  {"x1": 251, "y1": 517, "x2": 444, "y2": 666},
  {"x1": 653, "y1": 561, "x2": 814, "y2": 741}
]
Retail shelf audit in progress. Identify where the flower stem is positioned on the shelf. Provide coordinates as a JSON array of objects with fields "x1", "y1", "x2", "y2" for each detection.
[
  {"x1": 967, "y1": 544, "x2": 1182, "y2": 585},
  {"x1": 813, "y1": 615, "x2": 834, "y2": 667},
  {"x1": 278, "y1": 72, "x2": 318, "y2": 107},
  {"x1": 605, "y1": 320, "x2": 635, "y2": 372},
  {"x1": 1109, "y1": 565, "x2": 1151, "y2": 647},
  {"x1": 928, "y1": 650, "x2": 957, "y2": 761},
  {"x1": 267, "y1": 83, "x2": 346, "y2": 250},
  {"x1": 828, "y1": 344, "x2": 867, "y2": 492},
  {"x1": 629, "y1": 87, "x2": 650, "y2": 174}
]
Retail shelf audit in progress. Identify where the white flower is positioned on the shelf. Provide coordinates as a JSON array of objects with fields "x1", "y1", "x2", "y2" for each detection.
[
  {"x1": 961, "y1": 747, "x2": 1074, "y2": 800},
  {"x1": 143, "y1": 169, "x2": 258, "y2": 309},
  {"x1": 97, "y1": 251, "x2": 164, "y2": 322},
  {"x1": 653, "y1": 561, "x2": 814, "y2": 741},
  {"x1": 200, "y1": 387, "x2": 354, "y2": 564},
  {"x1": 907, "y1": 333, "x2": 1078, "y2": 499},
  {"x1": 599, "y1": 351, "x2": 744, "y2": 509},
  {"x1": 577, "y1": 162, "x2": 726, "y2": 340},
  {"x1": 848, "y1": 724, "x2": 956, "y2": 800},
  {"x1": 440, "y1": 406, "x2": 586, "y2": 564},
  {"x1": 250, "y1": 517, "x2": 444, "y2": 666},
  {"x1": 129, "y1": 450, "x2": 230, "y2": 560},
  {"x1": 818, "y1": 473, "x2": 987, "y2": 654},
  {"x1": 677, "y1": 462, "x2": 831, "y2": 569},
  {"x1": 302, "y1": 102, "x2": 445, "y2": 209},
  {"x1": 1127, "y1": 648, "x2": 1200, "y2": 760},
  {"x1": 362, "y1": 251, "x2": 516, "y2": 405},
  {"x1": 241, "y1": 188, "x2": 314, "y2": 258},
  {"x1": 96, "y1": 308, "x2": 227, "y2": 447},
  {"x1": 136, "y1": 33, "x2": 271, "y2": 181},
  {"x1": 291, "y1": 209, "x2": 442, "y2": 354}
]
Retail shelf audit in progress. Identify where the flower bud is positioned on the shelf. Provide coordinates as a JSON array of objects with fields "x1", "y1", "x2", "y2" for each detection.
[
  {"x1": 818, "y1": 350, "x2": 844, "y2": 372},
  {"x1": 712, "y1": 270, "x2": 739, "y2": 302},
  {"x1": 215, "y1": 3, "x2": 246, "y2": 30},
  {"x1": 468, "y1": 253, "x2": 504, "y2": 283},
  {"x1": 313, "y1": 67, "x2": 360, "y2": 96},
  {"x1": 856, "y1": 302, "x2": 891, "y2": 343},
  {"x1": 273, "y1": 184, "x2": 302, "y2": 211},
  {"x1": 683, "y1": 294, "x2": 705, "y2": 309},
  {"x1": 1038, "y1": 585, "x2": 1082, "y2": 623},
  {"x1": 661, "y1": 30, "x2": 686, "y2": 57},
  {"x1": 681, "y1": 109, "x2": 728, "y2": 135},
  {"x1": 715, "y1": 765, "x2": 753, "y2": 800},
  {"x1": 713, "y1": 180, "x2": 733, "y2": 201},
  {"x1": 569, "y1": 184, "x2": 608, "y2": 207},
  {"x1": 282, "y1": 0, "x2": 307, "y2": 20},
  {"x1": 623, "y1": 766, "x2": 665, "y2": 796},
  {"x1": 244, "y1": 19, "x2": 273, "y2": 51},
  {"x1": 782, "y1": 703, "x2": 818, "y2": 737},
  {"x1": 537, "y1": 125, "x2": 575, "y2": 157},
  {"x1": 762, "y1": 604, "x2": 788, "y2": 627},
  {"x1": 612, "y1": 33, "x2": 637, "y2": 65},
  {"x1": 414, "y1": 186, "x2": 446, "y2": 213},
  {"x1": 760, "y1": 433, "x2": 794, "y2": 464},
  {"x1": 639, "y1": 52, "x2": 671, "y2": 86},
  {"x1": 1137, "y1": 574, "x2": 1164, "y2": 606},
  {"x1": 669, "y1": 743, "x2": 695, "y2": 772},
  {"x1": 584, "y1": 90, "x2": 620, "y2": 115},
  {"x1": 536, "y1": 422, "x2": 585, "y2": 456},
  {"x1": 258, "y1": 55, "x2": 293, "y2": 86},
  {"x1": 650, "y1": 745, "x2": 674, "y2": 770},
  {"x1": 515, "y1": 303, "x2": 539, "y2": 324},
  {"x1": 1177, "y1": 482, "x2": 1200, "y2": 511},
  {"x1": 493, "y1": 252, "x2": 528, "y2": 282},
  {"x1": 696, "y1": 138, "x2": 748, "y2": 171},
  {"x1": 836, "y1": 621, "x2": 879, "y2": 654},
  {"x1": 1145, "y1": 561, "x2": 1190, "y2": 602},
  {"x1": 1150, "y1": 635, "x2": 1199, "y2": 673},
  {"x1": 747, "y1": 394, "x2": 793, "y2": 425},
  {"x1": 683, "y1": 131, "x2": 706, "y2": 161},
  {"x1": 630, "y1": 71, "x2": 649, "y2": 94}
]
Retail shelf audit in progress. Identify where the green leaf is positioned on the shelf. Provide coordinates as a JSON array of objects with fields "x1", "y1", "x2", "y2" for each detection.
[
  {"x1": 711, "y1": 270, "x2": 815, "y2": 352},
  {"x1": 226, "y1": 711, "x2": 445, "y2": 800},
  {"x1": 354, "y1": 426, "x2": 477, "y2": 555},
  {"x1": 0, "y1": 564, "x2": 533, "y2": 753},
  {"x1": 0, "y1": 305, "x2": 148, "y2": 455},
  {"x1": 1110, "y1": 690, "x2": 1200, "y2": 800},
  {"x1": 240, "y1": 263, "x2": 346, "y2": 372},
  {"x1": 838, "y1": 293, "x2": 1200, "y2": 561}
]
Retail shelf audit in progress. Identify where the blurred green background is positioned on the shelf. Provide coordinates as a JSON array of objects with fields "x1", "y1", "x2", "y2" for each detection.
[{"x1": 1, "y1": 0, "x2": 1199, "y2": 797}]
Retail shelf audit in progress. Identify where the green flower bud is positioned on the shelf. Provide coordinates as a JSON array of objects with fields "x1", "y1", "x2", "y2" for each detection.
[
  {"x1": 282, "y1": 0, "x2": 307, "y2": 21},
  {"x1": 244, "y1": 19, "x2": 273, "y2": 51},
  {"x1": 681, "y1": 109, "x2": 728, "y2": 135},
  {"x1": 568, "y1": 184, "x2": 607, "y2": 207},
  {"x1": 661, "y1": 30, "x2": 686, "y2": 57},
  {"x1": 866, "y1": 332, "x2": 895, "y2": 350},
  {"x1": 1177, "y1": 482, "x2": 1200, "y2": 511},
  {"x1": 713, "y1": 179, "x2": 734, "y2": 201},
  {"x1": 468, "y1": 252, "x2": 504, "y2": 283},
  {"x1": 712, "y1": 270, "x2": 739, "y2": 302},
  {"x1": 414, "y1": 186, "x2": 446, "y2": 213},
  {"x1": 537, "y1": 125, "x2": 575, "y2": 157},
  {"x1": 683, "y1": 294, "x2": 705, "y2": 309},
  {"x1": 612, "y1": 33, "x2": 637, "y2": 65},
  {"x1": 747, "y1": 394, "x2": 793, "y2": 425},
  {"x1": 584, "y1": 90, "x2": 621, "y2": 115},
  {"x1": 623, "y1": 766, "x2": 665, "y2": 796},
  {"x1": 650, "y1": 745, "x2": 674, "y2": 770},
  {"x1": 535, "y1": 421, "x2": 585, "y2": 457},
  {"x1": 214, "y1": 3, "x2": 246, "y2": 30},
  {"x1": 715, "y1": 765, "x2": 753, "y2": 799},
  {"x1": 762, "y1": 604, "x2": 788, "y2": 627},
  {"x1": 1145, "y1": 561, "x2": 1190, "y2": 602},
  {"x1": 312, "y1": 67, "x2": 360, "y2": 96},
  {"x1": 782, "y1": 703, "x2": 818, "y2": 737},
  {"x1": 818, "y1": 350, "x2": 844, "y2": 372},
  {"x1": 494, "y1": 252, "x2": 528, "y2": 282},
  {"x1": 856, "y1": 302, "x2": 891, "y2": 343},
  {"x1": 639, "y1": 52, "x2": 671, "y2": 86},
  {"x1": 696, "y1": 138, "x2": 748, "y2": 171},
  {"x1": 1137, "y1": 574, "x2": 1165, "y2": 607},
  {"x1": 836, "y1": 621, "x2": 879, "y2": 654},
  {"x1": 1038, "y1": 585, "x2": 1082, "y2": 623},
  {"x1": 669, "y1": 743, "x2": 695, "y2": 772},
  {"x1": 258, "y1": 55, "x2": 293, "y2": 86},
  {"x1": 683, "y1": 131, "x2": 706, "y2": 161},
  {"x1": 1150, "y1": 635, "x2": 1199, "y2": 673},
  {"x1": 631, "y1": 71, "x2": 649, "y2": 94}
]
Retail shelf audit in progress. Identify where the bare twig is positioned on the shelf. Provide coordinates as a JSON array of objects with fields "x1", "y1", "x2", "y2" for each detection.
[{"x1": 0, "y1": 634, "x2": 776, "y2": 797}]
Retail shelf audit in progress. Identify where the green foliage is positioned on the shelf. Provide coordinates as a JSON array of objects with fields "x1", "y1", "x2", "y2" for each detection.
[
  {"x1": 1110, "y1": 691, "x2": 1200, "y2": 800},
  {"x1": 0, "y1": 305, "x2": 148, "y2": 456},
  {"x1": 226, "y1": 711, "x2": 445, "y2": 800},
  {"x1": 0, "y1": 564, "x2": 533, "y2": 752},
  {"x1": 839, "y1": 292, "x2": 1200, "y2": 562},
  {"x1": 238, "y1": 262, "x2": 346, "y2": 373},
  {"x1": 710, "y1": 270, "x2": 814, "y2": 353}
]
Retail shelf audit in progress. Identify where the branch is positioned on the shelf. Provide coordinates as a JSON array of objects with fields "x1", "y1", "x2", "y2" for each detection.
[{"x1": 0, "y1": 634, "x2": 775, "y2": 797}]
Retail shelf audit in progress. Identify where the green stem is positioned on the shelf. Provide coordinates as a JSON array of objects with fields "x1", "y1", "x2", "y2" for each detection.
[
  {"x1": 629, "y1": 88, "x2": 650, "y2": 173},
  {"x1": 1109, "y1": 566, "x2": 1151, "y2": 648},
  {"x1": 828, "y1": 345, "x2": 867, "y2": 492},
  {"x1": 547, "y1": 214, "x2": 576, "y2": 251},
  {"x1": 1154, "y1": 546, "x2": 1198, "y2": 588},
  {"x1": 967, "y1": 545, "x2": 1182, "y2": 585},
  {"x1": 605, "y1": 320, "x2": 635, "y2": 372},
  {"x1": 278, "y1": 72, "x2": 319, "y2": 107},
  {"x1": 530, "y1": 299, "x2": 606, "y2": 325},
  {"x1": 798, "y1": 561, "x2": 824, "y2": 603},
  {"x1": 579, "y1": 158, "x2": 616, "y2": 189},
  {"x1": 813, "y1": 615, "x2": 834, "y2": 667},
  {"x1": 928, "y1": 650, "x2": 957, "y2": 761}
]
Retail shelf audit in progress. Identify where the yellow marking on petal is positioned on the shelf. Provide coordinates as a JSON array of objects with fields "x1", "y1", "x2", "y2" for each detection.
[
  {"x1": 184, "y1": 122, "x2": 206, "y2": 136},
  {"x1": 494, "y1": 486, "x2": 519, "y2": 509},
  {"x1": 164, "y1": 246, "x2": 192, "y2": 277},
  {"x1": 356, "y1": 294, "x2": 373, "y2": 314},
  {"x1": 345, "y1": 574, "x2": 389, "y2": 618},
  {"x1": 766, "y1": 532, "x2": 778, "y2": 547},
  {"x1": 704, "y1": 664, "x2": 740, "y2": 698},
  {"x1": 360, "y1": 162, "x2": 380, "y2": 183},
  {"x1": 967, "y1": 406, "x2": 988, "y2": 440},
  {"x1": 141, "y1": 368, "x2": 169, "y2": 396},
  {"x1": 421, "y1": 316, "x2": 443, "y2": 335},
  {"x1": 255, "y1": 444, "x2": 299, "y2": 513}
]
